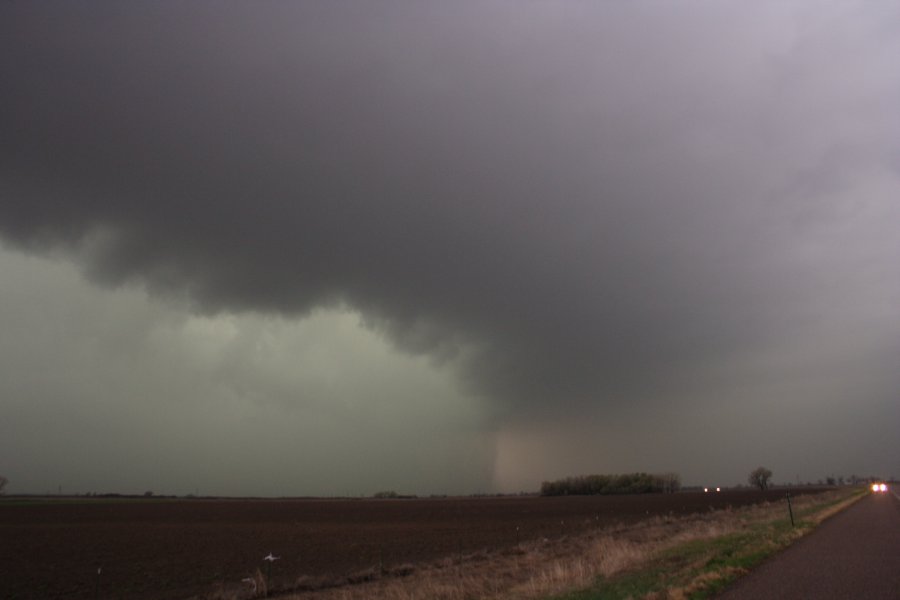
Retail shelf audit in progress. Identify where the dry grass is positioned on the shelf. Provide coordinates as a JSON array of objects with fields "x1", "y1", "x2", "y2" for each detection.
[
  {"x1": 655, "y1": 489, "x2": 865, "y2": 600},
  {"x1": 204, "y1": 489, "x2": 861, "y2": 600}
]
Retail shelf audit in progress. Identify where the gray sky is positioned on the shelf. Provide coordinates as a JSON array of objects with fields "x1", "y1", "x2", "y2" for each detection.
[{"x1": 1, "y1": 1, "x2": 898, "y2": 496}]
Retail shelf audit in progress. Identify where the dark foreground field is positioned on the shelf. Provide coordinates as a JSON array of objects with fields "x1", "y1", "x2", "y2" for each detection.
[{"x1": 0, "y1": 488, "x2": 827, "y2": 600}]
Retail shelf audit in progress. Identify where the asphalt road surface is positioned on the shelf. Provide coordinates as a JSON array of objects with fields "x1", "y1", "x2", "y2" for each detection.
[{"x1": 717, "y1": 488, "x2": 900, "y2": 599}]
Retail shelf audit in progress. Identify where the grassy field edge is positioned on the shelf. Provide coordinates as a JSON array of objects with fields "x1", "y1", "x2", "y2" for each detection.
[
  {"x1": 551, "y1": 487, "x2": 867, "y2": 600},
  {"x1": 268, "y1": 489, "x2": 862, "y2": 600}
]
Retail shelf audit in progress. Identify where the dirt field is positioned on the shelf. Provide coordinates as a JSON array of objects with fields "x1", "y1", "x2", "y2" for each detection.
[{"x1": 0, "y1": 488, "x2": 826, "y2": 599}]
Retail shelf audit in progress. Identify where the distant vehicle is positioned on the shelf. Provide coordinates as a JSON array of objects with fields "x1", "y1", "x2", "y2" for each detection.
[{"x1": 871, "y1": 483, "x2": 888, "y2": 493}]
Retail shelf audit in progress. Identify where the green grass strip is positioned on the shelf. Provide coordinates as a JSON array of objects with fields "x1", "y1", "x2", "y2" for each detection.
[{"x1": 550, "y1": 488, "x2": 866, "y2": 600}]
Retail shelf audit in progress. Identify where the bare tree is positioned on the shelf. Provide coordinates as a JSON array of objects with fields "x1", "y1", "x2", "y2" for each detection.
[
  {"x1": 748, "y1": 467, "x2": 773, "y2": 490},
  {"x1": 656, "y1": 472, "x2": 682, "y2": 494},
  {"x1": 0, "y1": 475, "x2": 8, "y2": 495}
]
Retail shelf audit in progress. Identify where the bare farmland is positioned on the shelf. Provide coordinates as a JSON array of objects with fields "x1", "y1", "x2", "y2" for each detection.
[{"x1": 0, "y1": 488, "x2": 828, "y2": 599}]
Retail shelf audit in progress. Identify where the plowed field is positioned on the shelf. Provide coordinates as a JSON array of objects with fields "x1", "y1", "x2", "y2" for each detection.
[{"x1": 0, "y1": 488, "x2": 827, "y2": 599}]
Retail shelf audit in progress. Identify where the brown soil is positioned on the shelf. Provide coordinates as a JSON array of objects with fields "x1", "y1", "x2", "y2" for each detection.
[{"x1": 0, "y1": 488, "x2": 826, "y2": 599}]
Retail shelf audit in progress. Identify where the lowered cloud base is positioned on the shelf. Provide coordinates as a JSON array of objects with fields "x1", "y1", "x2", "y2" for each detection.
[{"x1": 1, "y1": 1, "x2": 899, "y2": 494}]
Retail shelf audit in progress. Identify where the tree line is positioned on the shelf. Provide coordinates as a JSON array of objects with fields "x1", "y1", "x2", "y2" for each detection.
[{"x1": 540, "y1": 472, "x2": 681, "y2": 496}]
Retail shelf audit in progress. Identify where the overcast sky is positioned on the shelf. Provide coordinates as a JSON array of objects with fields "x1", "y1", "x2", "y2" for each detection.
[{"x1": 2, "y1": 1, "x2": 898, "y2": 496}]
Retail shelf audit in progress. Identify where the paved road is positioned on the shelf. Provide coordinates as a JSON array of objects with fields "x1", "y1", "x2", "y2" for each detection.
[{"x1": 717, "y1": 489, "x2": 900, "y2": 599}]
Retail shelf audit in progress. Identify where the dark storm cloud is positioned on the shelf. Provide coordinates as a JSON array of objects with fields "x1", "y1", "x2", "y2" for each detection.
[{"x1": 2, "y1": 1, "x2": 899, "y2": 423}]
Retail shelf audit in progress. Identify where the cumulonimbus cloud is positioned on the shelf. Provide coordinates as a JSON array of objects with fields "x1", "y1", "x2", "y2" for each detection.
[{"x1": 2, "y1": 1, "x2": 899, "y2": 424}]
